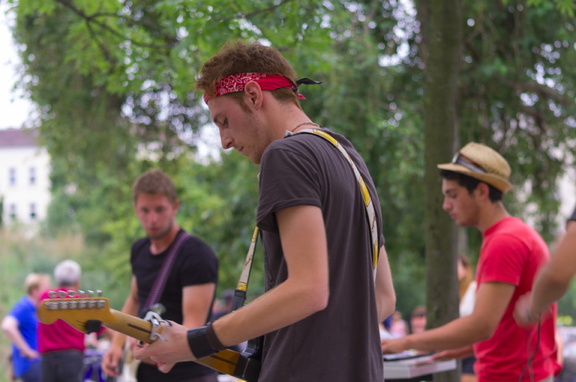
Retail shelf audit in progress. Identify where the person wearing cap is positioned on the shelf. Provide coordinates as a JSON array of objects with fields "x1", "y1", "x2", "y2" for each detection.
[
  {"x1": 514, "y1": 205, "x2": 576, "y2": 326},
  {"x1": 381, "y1": 142, "x2": 560, "y2": 382},
  {"x1": 133, "y1": 40, "x2": 396, "y2": 382}
]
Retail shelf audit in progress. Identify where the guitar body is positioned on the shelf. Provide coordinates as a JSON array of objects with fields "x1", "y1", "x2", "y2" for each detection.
[
  {"x1": 37, "y1": 296, "x2": 261, "y2": 382},
  {"x1": 237, "y1": 337, "x2": 263, "y2": 382}
]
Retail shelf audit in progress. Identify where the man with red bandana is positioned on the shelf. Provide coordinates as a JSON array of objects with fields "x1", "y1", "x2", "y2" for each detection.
[
  {"x1": 134, "y1": 41, "x2": 396, "y2": 382},
  {"x1": 381, "y1": 142, "x2": 560, "y2": 382}
]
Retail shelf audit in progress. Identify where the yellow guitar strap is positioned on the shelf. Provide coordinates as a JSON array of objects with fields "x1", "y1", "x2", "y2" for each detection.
[
  {"x1": 297, "y1": 128, "x2": 380, "y2": 271},
  {"x1": 233, "y1": 128, "x2": 380, "y2": 307},
  {"x1": 232, "y1": 227, "x2": 259, "y2": 311}
]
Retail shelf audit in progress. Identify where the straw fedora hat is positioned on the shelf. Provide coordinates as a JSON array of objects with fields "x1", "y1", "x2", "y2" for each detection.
[{"x1": 437, "y1": 142, "x2": 512, "y2": 194}]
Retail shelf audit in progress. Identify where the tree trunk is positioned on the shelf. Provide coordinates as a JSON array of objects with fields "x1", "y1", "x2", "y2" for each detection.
[{"x1": 418, "y1": 0, "x2": 462, "y2": 380}]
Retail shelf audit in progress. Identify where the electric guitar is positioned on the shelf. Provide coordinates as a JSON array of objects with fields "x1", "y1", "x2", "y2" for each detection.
[{"x1": 37, "y1": 294, "x2": 261, "y2": 382}]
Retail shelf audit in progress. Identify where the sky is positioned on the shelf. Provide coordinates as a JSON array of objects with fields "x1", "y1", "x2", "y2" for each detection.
[{"x1": 0, "y1": 3, "x2": 35, "y2": 130}]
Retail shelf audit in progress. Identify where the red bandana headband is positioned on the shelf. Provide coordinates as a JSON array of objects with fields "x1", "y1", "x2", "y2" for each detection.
[{"x1": 203, "y1": 72, "x2": 306, "y2": 103}]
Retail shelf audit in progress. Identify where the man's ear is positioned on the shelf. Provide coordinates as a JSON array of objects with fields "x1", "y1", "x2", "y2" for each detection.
[
  {"x1": 475, "y1": 182, "x2": 490, "y2": 200},
  {"x1": 244, "y1": 81, "x2": 263, "y2": 109}
]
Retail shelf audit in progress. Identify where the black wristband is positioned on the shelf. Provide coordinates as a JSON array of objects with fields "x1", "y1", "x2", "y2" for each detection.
[
  {"x1": 187, "y1": 323, "x2": 226, "y2": 359},
  {"x1": 187, "y1": 326, "x2": 216, "y2": 359},
  {"x1": 206, "y1": 322, "x2": 225, "y2": 352}
]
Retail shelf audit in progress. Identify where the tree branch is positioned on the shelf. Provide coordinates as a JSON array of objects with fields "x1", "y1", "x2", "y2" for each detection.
[
  {"x1": 55, "y1": 0, "x2": 174, "y2": 49},
  {"x1": 216, "y1": 0, "x2": 298, "y2": 23}
]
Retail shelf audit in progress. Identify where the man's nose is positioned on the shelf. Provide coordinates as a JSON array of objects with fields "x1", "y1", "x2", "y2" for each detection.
[{"x1": 220, "y1": 131, "x2": 233, "y2": 150}]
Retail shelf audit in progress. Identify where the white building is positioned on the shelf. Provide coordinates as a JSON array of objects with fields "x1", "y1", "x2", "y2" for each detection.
[{"x1": 0, "y1": 128, "x2": 51, "y2": 226}]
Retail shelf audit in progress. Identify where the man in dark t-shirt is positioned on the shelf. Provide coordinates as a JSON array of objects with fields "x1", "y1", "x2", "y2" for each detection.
[
  {"x1": 515, "y1": 204, "x2": 576, "y2": 326},
  {"x1": 102, "y1": 169, "x2": 219, "y2": 382},
  {"x1": 133, "y1": 41, "x2": 397, "y2": 382}
]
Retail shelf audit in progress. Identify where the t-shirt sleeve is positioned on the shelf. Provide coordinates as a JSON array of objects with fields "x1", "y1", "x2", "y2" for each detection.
[
  {"x1": 178, "y1": 237, "x2": 218, "y2": 287},
  {"x1": 480, "y1": 234, "x2": 526, "y2": 286},
  {"x1": 8, "y1": 300, "x2": 24, "y2": 319},
  {"x1": 257, "y1": 142, "x2": 323, "y2": 232}
]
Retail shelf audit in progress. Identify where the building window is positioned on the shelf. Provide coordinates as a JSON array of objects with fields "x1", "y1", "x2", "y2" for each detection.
[
  {"x1": 30, "y1": 203, "x2": 37, "y2": 220},
  {"x1": 9, "y1": 204, "x2": 16, "y2": 220},
  {"x1": 29, "y1": 167, "x2": 36, "y2": 186},
  {"x1": 9, "y1": 168, "x2": 16, "y2": 186}
]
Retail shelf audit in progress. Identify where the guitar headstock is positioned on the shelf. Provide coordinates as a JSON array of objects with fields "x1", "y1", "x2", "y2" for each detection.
[{"x1": 37, "y1": 290, "x2": 115, "y2": 334}]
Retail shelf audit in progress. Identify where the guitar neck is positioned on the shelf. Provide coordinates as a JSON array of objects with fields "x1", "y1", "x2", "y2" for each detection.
[
  {"x1": 104, "y1": 310, "x2": 258, "y2": 380},
  {"x1": 104, "y1": 309, "x2": 158, "y2": 343},
  {"x1": 37, "y1": 297, "x2": 260, "y2": 381}
]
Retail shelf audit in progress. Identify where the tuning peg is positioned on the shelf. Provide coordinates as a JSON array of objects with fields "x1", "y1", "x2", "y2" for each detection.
[
  {"x1": 87, "y1": 290, "x2": 94, "y2": 297},
  {"x1": 96, "y1": 290, "x2": 103, "y2": 297},
  {"x1": 78, "y1": 290, "x2": 85, "y2": 296},
  {"x1": 58, "y1": 291, "x2": 67, "y2": 298},
  {"x1": 68, "y1": 290, "x2": 77, "y2": 297},
  {"x1": 48, "y1": 291, "x2": 57, "y2": 298}
]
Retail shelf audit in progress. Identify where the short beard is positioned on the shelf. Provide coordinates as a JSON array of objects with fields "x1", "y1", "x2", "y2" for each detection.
[{"x1": 147, "y1": 222, "x2": 172, "y2": 241}]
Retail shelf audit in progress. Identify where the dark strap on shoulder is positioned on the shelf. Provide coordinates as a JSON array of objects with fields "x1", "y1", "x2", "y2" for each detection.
[{"x1": 144, "y1": 230, "x2": 192, "y2": 309}]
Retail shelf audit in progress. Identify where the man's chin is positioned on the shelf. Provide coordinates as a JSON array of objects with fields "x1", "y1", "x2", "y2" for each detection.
[{"x1": 147, "y1": 231, "x2": 168, "y2": 240}]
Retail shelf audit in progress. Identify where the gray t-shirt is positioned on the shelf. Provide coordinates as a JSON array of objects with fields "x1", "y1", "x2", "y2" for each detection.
[{"x1": 256, "y1": 129, "x2": 385, "y2": 382}]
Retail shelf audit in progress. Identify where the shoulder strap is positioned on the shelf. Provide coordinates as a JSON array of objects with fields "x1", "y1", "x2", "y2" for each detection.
[
  {"x1": 144, "y1": 230, "x2": 192, "y2": 309},
  {"x1": 231, "y1": 128, "x2": 380, "y2": 308},
  {"x1": 231, "y1": 227, "x2": 260, "y2": 311},
  {"x1": 296, "y1": 128, "x2": 380, "y2": 271}
]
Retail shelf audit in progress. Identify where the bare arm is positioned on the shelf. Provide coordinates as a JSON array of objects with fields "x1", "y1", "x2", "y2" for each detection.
[
  {"x1": 1, "y1": 315, "x2": 39, "y2": 359},
  {"x1": 135, "y1": 205, "x2": 329, "y2": 369},
  {"x1": 375, "y1": 245, "x2": 396, "y2": 322},
  {"x1": 382, "y1": 281, "x2": 514, "y2": 353},
  {"x1": 181, "y1": 283, "x2": 216, "y2": 329},
  {"x1": 515, "y1": 221, "x2": 576, "y2": 325},
  {"x1": 213, "y1": 205, "x2": 329, "y2": 345}
]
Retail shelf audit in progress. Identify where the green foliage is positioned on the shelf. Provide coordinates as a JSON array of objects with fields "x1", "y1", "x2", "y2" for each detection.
[
  {"x1": 0, "y1": 229, "x2": 128, "y2": 376},
  {"x1": 457, "y1": 0, "x2": 576, "y2": 241},
  {"x1": 5, "y1": 0, "x2": 576, "y2": 320}
]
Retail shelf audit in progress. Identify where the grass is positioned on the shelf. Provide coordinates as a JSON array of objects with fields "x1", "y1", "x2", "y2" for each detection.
[{"x1": 0, "y1": 227, "x2": 130, "y2": 381}]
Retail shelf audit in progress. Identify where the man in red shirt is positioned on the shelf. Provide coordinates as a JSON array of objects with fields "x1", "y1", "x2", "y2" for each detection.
[{"x1": 381, "y1": 142, "x2": 559, "y2": 382}]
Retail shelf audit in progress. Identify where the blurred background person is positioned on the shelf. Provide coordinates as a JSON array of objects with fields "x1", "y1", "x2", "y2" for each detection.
[
  {"x1": 458, "y1": 254, "x2": 477, "y2": 382},
  {"x1": 2, "y1": 273, "x2": 51, "y2": 382},
  {"x1": 409, "y1": 306, "x2": 426, "y2": 334},
  {"x1": 38, "y1": 260, "x2": 91, "y2": 382},
  {"x1": 389, "y1": 311, "x2": 408, "y2": 338},
  {"x1": 211, "y1": 289, "x2": 234, "y2": 321}
]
